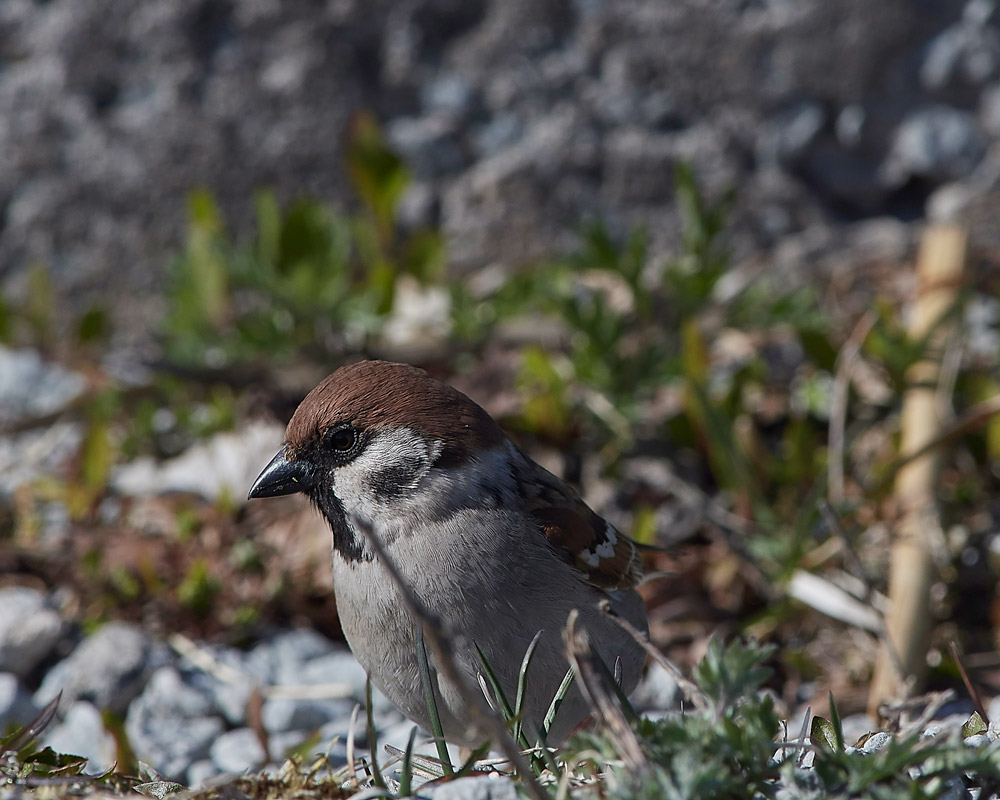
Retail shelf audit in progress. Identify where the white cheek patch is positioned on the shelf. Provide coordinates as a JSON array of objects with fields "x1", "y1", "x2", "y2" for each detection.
[{"x1": 335, "y1": 428, "x2": 441, "y2": 513}]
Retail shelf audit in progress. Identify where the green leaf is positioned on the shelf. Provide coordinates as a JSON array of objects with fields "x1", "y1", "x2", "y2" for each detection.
[
  {"x1": 346, "y1": 112, "x2": 411, "y2": 236},
  {"x1": 811, "y1": 715, "x2": 840, "y2": 752},
  {"x1": 76, "y1": 306, "x2": 109, "y2": 344},
  {"x1": 962, "y1": 711, "x2": 987, "y2": 739}
]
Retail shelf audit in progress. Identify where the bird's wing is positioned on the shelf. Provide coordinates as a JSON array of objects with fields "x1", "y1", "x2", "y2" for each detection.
[{"x1": 519, "y1": 459, "x2": 642, "y2": 590}]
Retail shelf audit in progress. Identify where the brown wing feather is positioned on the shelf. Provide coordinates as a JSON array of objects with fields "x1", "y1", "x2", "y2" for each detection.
[{"x1": 520, "y1": 460, "x2": 642, "y2": 590}]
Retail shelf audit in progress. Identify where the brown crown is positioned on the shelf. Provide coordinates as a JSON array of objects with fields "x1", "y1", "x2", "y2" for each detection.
[{"x1": 285, "y1": 360, "x2": 506, "y2": 463}]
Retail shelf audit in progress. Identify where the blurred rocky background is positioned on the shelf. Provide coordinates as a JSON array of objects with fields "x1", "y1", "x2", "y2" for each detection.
[
  {"x1": 3, "y1": 0, "x2": 1000, "y2": 328},
  {"x1": 3, "y1": 0, "x2": 1000, "y2": 793}
]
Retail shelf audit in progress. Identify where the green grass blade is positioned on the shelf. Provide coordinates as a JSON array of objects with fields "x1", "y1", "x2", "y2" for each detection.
[
  {"x1": 513, "y1": 631, "x2": 544, "y2": 748},
  {"x1": 453, "y1": 741, "x2": 492, "y2": 778},
  {"x1": 828, "y1": 691, "x2": 844, "y2": 752},
  {"x1": 475, "y1": 642, "x2": 517, "y2": 722},
  {"x1": 397, "y1": 726, "x2": 418, "y2": 797},
  {"x1": 416, "y1": 625, "x2": 453, "y2": 775},
  {"x1": 476, "y1": 643, "x2": 536, "y2": 755},
  {"x1": 540, "y1": 667, "x2": 575, "y2": 742},
  {"x1": 365, "y1": 677, "x2": 387, "y2": 790}
]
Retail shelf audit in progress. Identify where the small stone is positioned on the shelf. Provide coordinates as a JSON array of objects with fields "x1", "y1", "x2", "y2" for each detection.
[
  {"x1": 0, "y1": 347, "x2": 86, "y2": 425},
  {"x1": 35, "y1": 621, "x2": 165, "y2": 714},
  {"x1": 126, "y1": 667, "x2": 226, "y2": 781},
  {"x1": 760, "y1": 103, "x2": 826, "y2": 166},
  {"x1": 861, "y1": 731, "x2": 893, "y2": 752},
  {"x1": 836, "y1": 105, "x2": 866, "y2": 148},
  {"x1": 0, "y1": 587, "x2": 66, "y2": 678},
  {"x1": 921, "y1": 13, "x2": 1000, "y2": 98},
  {"x1": 185, "y1": 759, "x2": 221, "y2": 788},
  {"x1": 268, "y1": 730, "x2": 349, "y2": 766},
  {"x1": 839, "y1": 713, "x2": 877, "y2": 746},
  {"x1": 0, "y1": 672, "x2": 40, "y2": 730},
  {"x1": 473, "y1": 114, "x2": 523, "y2": 158},
  {"x1": 188, "y1": 670, "x2": 255, "y2": 727},
  {"x1": 41, "y1": 701, "x2": 117, "y2": 774},
  {"x1": 298, "y1": 650, "x2": 368, "y2": 694},
  {"x1": 421, "y1": 75, "x2": 476, "y2": 117},
  {"x1": 261, "y1": 696, "x2": 355, "y2": 734},
  {"x1": 964, "y1": 733, "x2": 990, "y2": 747},
  {"x1": 882, "y1": 106, "x2": 986, "y2": 186},
  {"x1": 247, "y1": 628, "x2": 338, "y2": 686},
  {"x1": 209, "y1": 727, "x2": 267, "y2": 774},
  {"x1": 416, "y1": 774, "x2": 519, "y2": 800},
  {"x1": 980, "y1": 83, "x2": 1000, "y2": 134},
  {"x1": 386, "y1": 116, "x2": 464, "y2": 179}
]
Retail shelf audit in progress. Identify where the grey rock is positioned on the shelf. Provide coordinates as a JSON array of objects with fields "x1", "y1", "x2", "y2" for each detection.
[
  {"x1": 299, "y1": 651, "x2": 398, "y2": 718},
  {"x1": 964, "y1": 733, "x2": 991, "y2": 747},
  {"x1": 921, "y1": 7, "x2": 1000, "y2": 101},
  {"x1": 125, "y1": 666, "x2": 225, "y2": 780},
  {"x1": 178, "y1": 645, "x2": 260, "y2": 726},
  {"x1": 247, "y1": 628, "x2": 339, "y2": 686},
  {"x1": 268, "y1": 730, "x2": 349, "y2": 766},
  {"x1": 760, "y1": 103, "x2": 826, "y2": 166},
  {"x1": 41, "y1": 701, "x2": 116, "y2": 774},
  {"x1": 298, "y1": 650, "x2": 369, "y2": 693},
  {"x1": 136, "y1": 666, "x2": 218, "y2": 719},
  {"x1": 415, "y1": 775, "x2": 518, "y2": 800},
  {"x1": 0, "y1": 347, "x2": 86, "y2": 424},
  {"x1": 838, "y1": 713, "x2": 879, "y2": 745},
  {"x1": 0, "y1": 587, "x2": 66, "y2": 677},
  {"x1": 882, "y1": 106, "x2": 986, "y2": 186},
  {"x1": 139, "y1": 715, "x2": 225, "y2": 783},
  {"x1": 386, "y1": 116, "x2": 466, "y2": 179},
  {"x1": 397, "y1": 182, "x2": 438, "y2": 230},
  {"x1": 261, "y1": 696, "x2": 356, "y2": 734},
  {"x1": 35, "y1": 621, "x2": 164, "y2": 714},
  {"x1": 318, "y1": 708, "x2": 370, "y2": 749},
  {"x1": 209, "y1": 727, "x2": 267, "y2": 774},
  {"x1": 862, "y1": 731, "x2": 893, "y2": 752},
  {"x1": 472, "y1": 114, "x2": 523, "y2": 159},
  {"x1": 0, "y1": 672, "x2": 39, "y2": 730},
  {"x1": 185, "y1": 759, "x2": 222, "y2": 788},
  {"x1": 0, "y1": 0, "x2": 988, "y2": 338},
  {"x1": 987, "y1": 692, "x2": 1000, "y2": 726},
  {"x1": 980, "y1": 82, "x2": 1000, "y2": 134},
  {"x1": 836, "y1": 104, "x2": 866, "y2": 149},
  {"x1": 422, "y1": 75, "x2": 477, "y2": 117},
  {"x1": 189, "y1": 669, "x2": 255, "y2": 728}
]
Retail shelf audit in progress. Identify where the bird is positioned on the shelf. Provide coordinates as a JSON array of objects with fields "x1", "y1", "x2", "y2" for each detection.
[{"x1": 248, "y1": 359, "x2": 648, "y2": 746}]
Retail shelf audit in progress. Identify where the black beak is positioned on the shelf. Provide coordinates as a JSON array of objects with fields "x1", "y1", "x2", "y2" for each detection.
[{"x1": 248, "y1": 449, "x2": 316, "y2": 499}]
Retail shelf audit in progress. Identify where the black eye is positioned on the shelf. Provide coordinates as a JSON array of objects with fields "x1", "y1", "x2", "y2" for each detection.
[{"x1": 328, "y1": 426, "x2": 357, "y2": 452}]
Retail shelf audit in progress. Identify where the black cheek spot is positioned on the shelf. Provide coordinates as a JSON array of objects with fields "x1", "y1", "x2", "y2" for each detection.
[{"x1": 369, "y1": 456, "x2": 426, "y2": 500}]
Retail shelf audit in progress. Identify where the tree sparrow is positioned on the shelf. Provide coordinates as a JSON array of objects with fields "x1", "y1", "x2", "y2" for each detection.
[{"x1": 248, "y1": 360, "x2": 648, "y2": 746}]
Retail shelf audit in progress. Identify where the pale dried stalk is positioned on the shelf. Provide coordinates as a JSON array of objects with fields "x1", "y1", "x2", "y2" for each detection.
[
  {"x1": 564, "y1": 610, "x2": 646, "y2": 771},
  {"x1": 867, "y1": 224, "x2": 967, "y2": 718}
]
